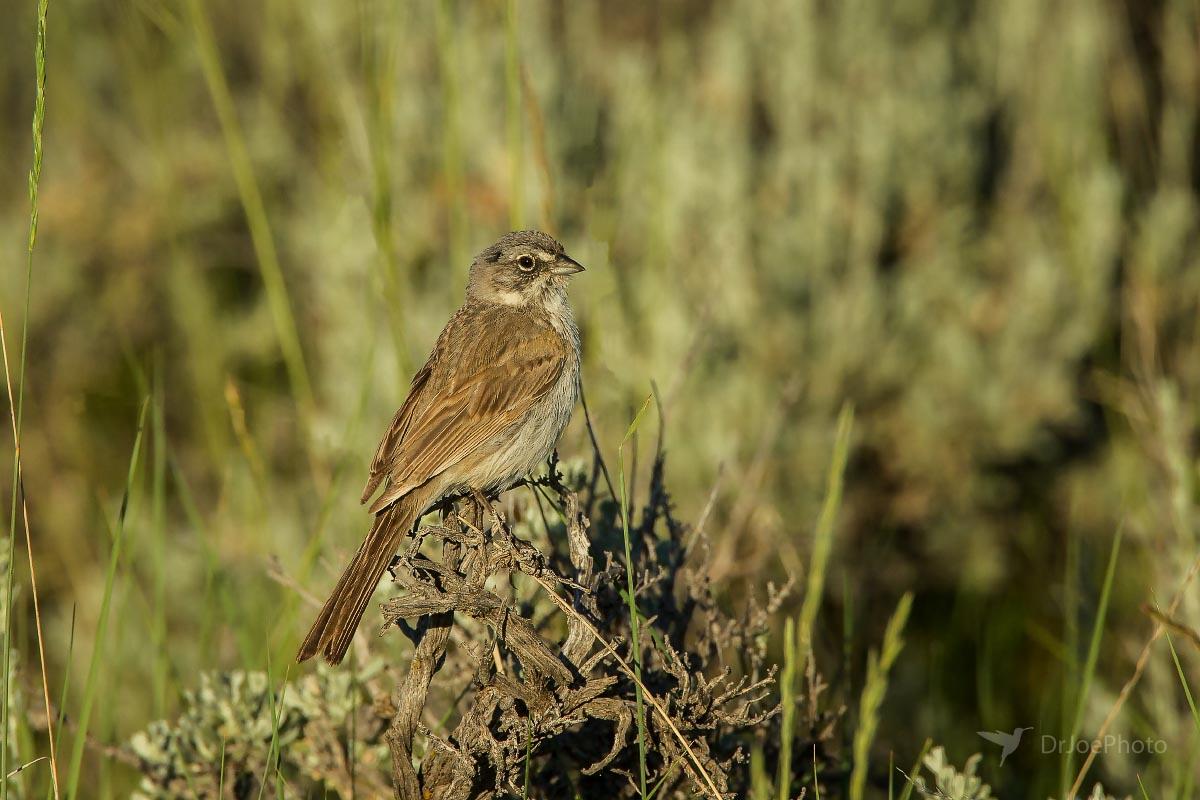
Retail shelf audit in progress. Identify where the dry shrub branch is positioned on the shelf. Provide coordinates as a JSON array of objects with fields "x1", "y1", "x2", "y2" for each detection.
[{"x1": 380, "y1": 459, "x2": 788, "y2": 800}]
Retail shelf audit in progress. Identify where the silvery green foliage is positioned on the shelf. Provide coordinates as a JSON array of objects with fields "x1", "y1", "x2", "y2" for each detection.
[
  {"x1": 1056, "y1": 784, "x2": 1131, "y2": 800},
  {"x1": 129, "y1": 663, "x2": 390, "y2": 798},
  {"x1": 1085, "y1": 784, "x2": 1130, "y2": 800},
  {"x1": 907, "y1": 746, "x2": 992, "y2": 800},
  {"x1": 1048, "y1": 783, "x2": 1131, "y2": 800}
]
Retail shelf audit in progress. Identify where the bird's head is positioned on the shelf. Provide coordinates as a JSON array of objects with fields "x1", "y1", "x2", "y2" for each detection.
[{"x1": 467, "y1": 230, "x2": 585, "y2": 308}]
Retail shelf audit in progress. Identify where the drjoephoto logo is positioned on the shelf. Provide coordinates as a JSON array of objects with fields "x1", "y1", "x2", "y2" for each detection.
[
  {"x1": 977, "y1": 726, "x2": 1168, "y2": 765},
  {"x1": 1040, "y1": 734, "x2": 1167, "y2": 757}
]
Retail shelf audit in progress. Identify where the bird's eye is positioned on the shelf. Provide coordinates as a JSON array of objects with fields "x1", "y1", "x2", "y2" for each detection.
[{"x1": 517, "y1": 255, "x2": 536, "y2": 271}]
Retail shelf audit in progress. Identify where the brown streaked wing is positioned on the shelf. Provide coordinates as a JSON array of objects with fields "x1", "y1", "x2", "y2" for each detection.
[
  {"x1": 360, "y1": 361, "x2": 433, "y2": 504},
  {"x1": 365, "y1": 325, "x2": 566, "y2": 514}
]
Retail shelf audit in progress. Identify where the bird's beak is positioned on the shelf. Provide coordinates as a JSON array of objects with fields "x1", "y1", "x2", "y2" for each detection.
[{"x1": 550, "y1": 255, "x2": 586, "y2": 276}]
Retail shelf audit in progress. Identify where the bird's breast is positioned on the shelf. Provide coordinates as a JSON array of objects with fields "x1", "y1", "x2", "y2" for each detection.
[{"x1": 462, "y1": 343, "x2": 579, "y2": 494}]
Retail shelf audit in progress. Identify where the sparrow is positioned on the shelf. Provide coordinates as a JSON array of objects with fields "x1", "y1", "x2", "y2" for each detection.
[{"x1": 297, "y1": 230, "x2": 584, "y2": 665}]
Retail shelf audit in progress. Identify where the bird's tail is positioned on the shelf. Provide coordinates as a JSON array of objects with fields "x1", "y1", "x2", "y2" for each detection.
[{"x1": 296, "y1": 493, "x2": 423, "y2": 665}]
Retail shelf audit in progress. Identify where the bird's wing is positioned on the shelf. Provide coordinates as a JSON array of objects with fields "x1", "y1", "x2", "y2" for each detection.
[
  {"x1": 360, "y1": 361, "x2": 433, "y2": 504},
  {"x1": 363, "y1": 320, "x2": 566, "y2": 514},
  {"x1": 976, "y1": 731, "x2": 1006, "y2": 746}
]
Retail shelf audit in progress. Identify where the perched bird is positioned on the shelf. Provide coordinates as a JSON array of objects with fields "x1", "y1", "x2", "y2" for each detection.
[{"x1": 297, "y1": 230, "x2": 584, "y2": 665}]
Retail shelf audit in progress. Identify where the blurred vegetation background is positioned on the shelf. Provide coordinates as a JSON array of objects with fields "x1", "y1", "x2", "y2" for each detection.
[{"x1": 2, "y1": 0, "x2": 1200, "y2": 796}]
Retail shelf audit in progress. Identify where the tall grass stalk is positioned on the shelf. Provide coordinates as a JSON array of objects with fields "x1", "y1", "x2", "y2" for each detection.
[
  {"x1": 283, "y1": 336, "x2": 378, "y2": 647},
  {"x1": 1058, "y1": 522, "x2": 1121, "y2": 798},
  {"x1": 896, "y1": 738, "x2": 932, "y2": 800},
  {"x1": 150, "y1": 363, "x2": 169, "y2": 718},
  {"x1": 1069, "y1": 549, "x2": 1200, "y2": 798},
  {"x1": 47, "y1": 606, "x2": 73, "y2": 800},
  {"x1": 65, "y1": 399, "x2": 149, "y2": 798},
  {"x1": 361, "y1": 0, "x2": 411, "y2": 380},
  {"x1": 619, "y1": 395, "x2": 653, "y2": 797},
  {"x1": 1066, "y1": 526, "x2": 1123, "y2": 743},
  {"x1": 1164, "y1": 630, "x2": 1199, "y2": 798},
  {"x1": 797, "y1": 405, "x2": 854, "y2": 651},
  {"x1": 777, "y1": 406, "x2": 854, "y2": 798},
  {"x1": 505, "y1": 0, "x2": 524, "y2": 229},
  {"x1": 435, "y1": 0, "x2": 467, "y2": 290},
  {"x1": 749, "y1": 743, "x2": 770, "y2": 800},
  {"x1": 776, "y1": 617, "x2": 796, "y2": 800},
  {"x1": 1060, "y1": 517, "x2": 1081, "y2": 795},
  {"x1": 849, "y1": 592, "x2": 913, "y2": 800},
  {"x1": 255, "y1": 658, "x2": 291, "y2": 800},
  {"x1": 166, "y1": 451, "x2": 256, "y2": 663},
  {"x1": 1158, "y1": 603, "x2": 1200, "y2": 737},
  {"x1": 2, "y1": 0, "x2": 57, "y2": 794},
  {"x1": 184, "y1": 0, "x2": 319, "y2": 478},
  {"x1": 644, "y1": 760, "x2": 680, "y2": 800}
]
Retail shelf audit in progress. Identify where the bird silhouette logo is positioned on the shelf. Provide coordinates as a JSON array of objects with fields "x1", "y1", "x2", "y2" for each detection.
[{"x1": 976, "y1": 727, "x2": 1033, "y2": 766}]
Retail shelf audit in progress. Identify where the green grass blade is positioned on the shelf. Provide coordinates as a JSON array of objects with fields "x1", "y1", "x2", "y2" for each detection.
[
  {"x1": 434, "y1": 0, "x2": 467, "y2": 290},
  {"x1": 797, "y1": 404, "x2": 854, "y2": 650},
  {"x1": 218, "y1": 739, "x2": 226, "y2": 797},
  {"x1": 256, "y1": 659, "x2": 291, "y2": 800},
  {"x1": 619, "y1": 394, "x2": 652, "y2": 797},
  {"x1": 166, "y1": 448, "x2": 256, "y2": 664},
  {"x1": 1160, "y1": 614, "x2": 1200, "y2": 737},
  {"x1": 360, "y1": 0, "x2": 410, "y2": 381},
  {"x1": 64, "y1": 398, "x2": 149, "y2": 798},
  {"x1": 645, "y1": 759, "x2": 680, "y2": 800},
  {"x1": 1067, "y1": 525, "x2": 1123, "y2": 742},
  {"x1": 849, "y1": 592, "x2": 913, "y2": 800},
  {"x1": 776, "y1": 616, "x2": 796, "y2": 800},
  {"x1": 3, "y1": 0, "x2": 53, "y2": 793},
  {"x1": 46, "y1": 605, "x2": 73, "y2": 800},
  {"x1": 1062, "y1": 523, "x2": 1124, "y2": 795},
  {"x1": 1060, "y1": 514, "x2": 1081, "y2": 794},
  {"x1": 622, "y1": 395, "x2": 654, "y2": 448},
  {"x1": 774, "y1": 403, "x2": 853, "y2": 800},
  {"x1": 750, "y1": 743, "x2": 770, "y2": 800},
  {"x1": 150, "y1": 362, "x2": 169, "y2": 717},
  {"x1": 505, "y1": 0, "x2": 524, "y2": 229},
  {"x1": 896, "y1": 738, "x2": 931, "y2": 800},
  {"x1": 184, "y1": 0, "x2": 318, "y2": 463}
]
